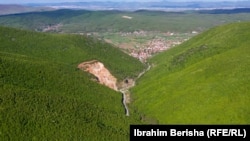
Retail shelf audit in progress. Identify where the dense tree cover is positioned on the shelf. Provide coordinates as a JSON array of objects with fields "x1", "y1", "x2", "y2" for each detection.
[
  {"x1": 131, "y1": 22, "x2": 250, "y2": 124},
  {"x1": 0, "y1": 27, "x2": 144, "y2": 140}
]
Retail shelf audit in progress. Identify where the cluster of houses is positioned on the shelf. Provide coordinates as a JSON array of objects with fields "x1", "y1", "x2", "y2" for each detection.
[
  {"x1": 42, "y1": 23, "x2": 63, "y2": 32},
  {"x1": 130, "y1": 38, "x2": 183, "y2": 62}
]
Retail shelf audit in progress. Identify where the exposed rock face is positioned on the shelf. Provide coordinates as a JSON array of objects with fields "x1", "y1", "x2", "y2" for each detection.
[{"x1": 78, "y1": 60, "x2": 118, "y2": 91}]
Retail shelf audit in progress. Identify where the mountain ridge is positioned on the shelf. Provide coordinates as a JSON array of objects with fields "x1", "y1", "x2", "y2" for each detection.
[
  {"x1": 25, "y1": 1, "x2": 250, "y2": 11},
  {"x1": 0, "y1": 4, "x2": 53, "y2": 15}
]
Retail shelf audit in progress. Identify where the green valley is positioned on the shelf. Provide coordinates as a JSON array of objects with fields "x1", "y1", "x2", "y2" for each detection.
[
  {"x1": 1, "y1": 9, "x2": 250, "y2": 61},
  {"x1": 0, "y1": 5, "x2": 250, "y2": 141}
]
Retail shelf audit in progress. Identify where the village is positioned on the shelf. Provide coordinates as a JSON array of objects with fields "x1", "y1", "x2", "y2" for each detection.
[
  {"x1": 118, "y1": 30, "x2": 198, "y2": 62},
  {"x1": 94, "y1": 30, "x2": 199, "y2": 62},
  {"x1": 130, "y1": 37, "x2": 183, "y2": 62}
]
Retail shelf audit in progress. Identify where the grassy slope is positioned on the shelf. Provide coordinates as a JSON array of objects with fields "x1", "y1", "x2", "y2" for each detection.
[
  {"x1": 131, "y1": 22, "x2": 250, "y2": 124},
  {"x1": 0, "y1": 27, "x2": 144, "y2": 140},
  {"x1": 1, "y1": 9, "x2": 250, "y2": 33}
]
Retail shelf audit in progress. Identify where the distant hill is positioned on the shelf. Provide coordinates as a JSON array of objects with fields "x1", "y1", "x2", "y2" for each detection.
[
  {"x1": 131, "y1": 22, "x2": 250, "y2": 124},
  {"x1": 0, "y1": 4, "x2": 53, "y2": 15},
  {"x1": 0, "y1": 26, "x2": 144, "y2": 140},
  {"x1": 198, "y1": 8, "x2": 250, "y2": 14},
  {"x1": 1, "y1": 9, "x2": 250, "y2": 33},
  {"x1": 27, "y1": 1, "x2": 250, "y2": 11}
]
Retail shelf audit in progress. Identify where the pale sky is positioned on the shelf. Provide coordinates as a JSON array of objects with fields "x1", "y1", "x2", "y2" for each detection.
[{"x1": 0, "y1": 0, "x2": 248, "y2": 4}]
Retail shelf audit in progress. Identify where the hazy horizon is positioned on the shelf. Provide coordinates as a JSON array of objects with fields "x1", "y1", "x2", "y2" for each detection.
[{"x1": 0, "y1": 0, "x2": 249, "y2": 4}]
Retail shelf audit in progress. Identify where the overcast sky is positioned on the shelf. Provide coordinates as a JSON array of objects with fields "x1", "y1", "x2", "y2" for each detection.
[{"x1": 0, "y1": 0, "x2": 248, "y2": 4}]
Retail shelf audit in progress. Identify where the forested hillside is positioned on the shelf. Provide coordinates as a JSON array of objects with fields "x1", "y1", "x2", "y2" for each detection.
[{"x1": 0, "y1": 26, "x2": 144, "y2": 140}]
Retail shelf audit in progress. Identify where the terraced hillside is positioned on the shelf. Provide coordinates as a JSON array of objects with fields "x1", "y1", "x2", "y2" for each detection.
[
  {"x1": 131, "y1": 22, "x2": 250, "y2": 124},
  {"x1": 0, "y1": 27, "x2": 145, "y2": 140}
]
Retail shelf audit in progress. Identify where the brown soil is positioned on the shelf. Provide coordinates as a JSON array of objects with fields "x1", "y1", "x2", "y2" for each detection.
[{"x1": 78, "y1": 60, "x2": 118, "y2": 91}]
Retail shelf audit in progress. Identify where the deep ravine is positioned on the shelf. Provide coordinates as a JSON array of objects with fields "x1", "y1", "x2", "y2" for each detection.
[{"x1": 118, "y1": 63, "x2": 151, "y2": 116}]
